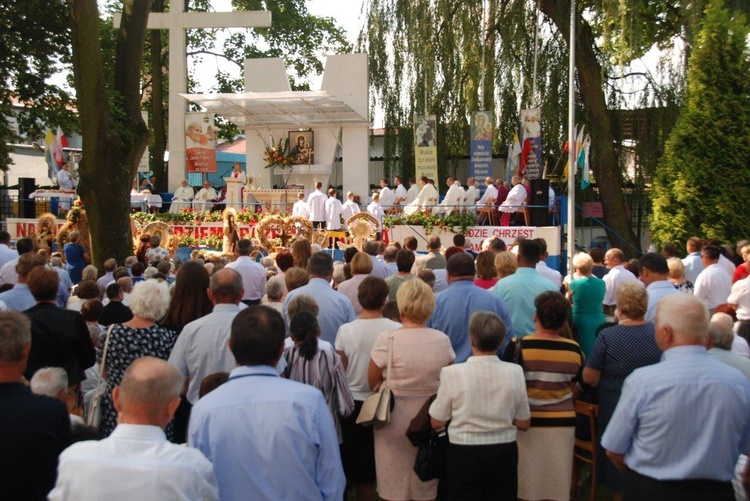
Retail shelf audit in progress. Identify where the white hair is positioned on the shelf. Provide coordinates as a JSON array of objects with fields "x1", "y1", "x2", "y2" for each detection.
[
  {"x1": 310, "y1": 243, "x2": 324, "y2": 253},
  {"x1": 30, "y1": 367, "x2": 68, "y2": 399},
  {"x1": 129, "y1": 279, "x2": 171, "y2": 321},
  {"x1": 266, "y1": 276, "x2": 285, "y2": 300},
  {"x1": 143, "y1": 266, "x2": 158, "y2": 280},
  {"x1": 708, "y1": 318, "x2": 735, "y2": 350},
  {"x1": 655, "y1": 294, "x2": 709, "y2": 344}
]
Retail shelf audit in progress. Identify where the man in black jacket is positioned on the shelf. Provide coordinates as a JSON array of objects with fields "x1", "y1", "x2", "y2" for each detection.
[
  {"x1": 0, "y1": 310, "x2": 70, "y2": 500},
  {"x1": 23, "y1": 267, "x2": 95, "y2": 387},
  {"x1": 98, "y1": 283, "x2": 133, "y2": 326}
]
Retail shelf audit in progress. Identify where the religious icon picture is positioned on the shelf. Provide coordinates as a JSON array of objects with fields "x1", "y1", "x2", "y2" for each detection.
[{"x1": 288, "y1": 131, "x2": 314, "y2": 165}]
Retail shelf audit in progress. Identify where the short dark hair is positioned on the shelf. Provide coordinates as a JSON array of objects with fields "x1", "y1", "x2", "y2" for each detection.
[
  {"x1": 446, "y1": 253, "x2": 475, "y2": 277},
  {"x1": 0, "y1": 231, "x2": 10, "y2": 244},
  {"x1": 535, "y1": 291, "x2": 570, "y2": 331},
  {"x1": 80, "y1": 299, "x2": 103, "y2": 322},
  {"x1": 343, "y1": 246, "x2": 359, "y2": 264},
  {"x1": 114, "y1": 267, "x2": 130, "y2": 281},
  {"x1": 639, "y1": 252, "x2": 669, "y2": 275},
  {"x1": 199, "y1": 372, "x2": 229, "y2": 399},
  {"x1": 358, "y1": 276, "x2": 390, "y2": 310},
  {"x1": 534, "y1": 238, "x2": 548, "y2": 256},
  {"x1": 444, "y1": 246, "x2": 464, "y2": 262},
  {"x1": 702, "y1": 245, "x2": 721, "y2": 261},
  {"x1": 106, "y1": 283, "x2": 123, "y2": 299},
  {"x1": 404, "y1": 237, "x2": 418, "y2": 251},
  {"x1": 518, "y1": 239, "x2": 541, "y2": 264},
  {"x1": 362, "y1": 240, "x2": 380, "y2": 257},
  {"x1": 427, "y1": 235, "x2": 441, "y2": 250},
  {"x1": 230, "y1": 306, "x2": 285, "y2": 366},
  {"x1": 16, "y1": 253, "x2": 45, "y2": 279},
  {"x1": 396, "y1": 249, "x2": 415, "y2": 273},
  {"x1": 75, "y1": 280, "x2": 101, "y2": 300},
  {"x1": 275, "y1": 250, "x2": 294, "y2": 272},
  {"x1": 661, "y1": 242, "x2": 678, "y2": 258},
  {"x1": 16, "y1": 237, "x2": 35, "y2": 255},
  {"x1": 588, "y1": 246, "x2": 605, "y2": 263},
  {"x1": 308, "y1": 252, "x2": 333, "y2": 277},
  {"x1": 131, "y1": 262, "x2": 146, "y2": 277},
  {"x1": 156, "y1": 261, "x2": 171, "y2": 275},
  {"x1": 237, "y1": 239, "x2": 252, "y2": 256},
  {"x1": 383, "y1": 246, "x2": 398, "y2": 261},
  {"x1": 27, "y1": 267, "x2": 60, "y2": 301},
  {"x1": 452, "y1": 234, "x2": 466, "y2": 247},
  {"x1": 488, "y1": 237, "x2": 507, "y2": 253},
  {"x1": 687, "y1": 237, "x2": 702, "y2": 252}
]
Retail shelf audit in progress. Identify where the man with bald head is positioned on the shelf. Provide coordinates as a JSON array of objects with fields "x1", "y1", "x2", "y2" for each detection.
[
  {"x1": 602, "y1": 294, "x2": 750, "y2": 499},
  {"x1": 169, "y1": 268, "x2": 245, "y2": 405},
  {"x1": 602, "y1": 248, "x2": 641, "y2": 316},
  {"x1": 50, "y1": 357, "x2": 218, "y2": 500}
]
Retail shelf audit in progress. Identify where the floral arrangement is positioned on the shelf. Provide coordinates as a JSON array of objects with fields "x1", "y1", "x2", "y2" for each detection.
[
  {"x1": 264, "y1": 138, "x2": 296, "y2": 169},
  {"x1": 131, "y1": 208, "x2": 272, "y2": 226},
  {"x1": 383, "y1": 211, "x2": 477, "y2": 235}
]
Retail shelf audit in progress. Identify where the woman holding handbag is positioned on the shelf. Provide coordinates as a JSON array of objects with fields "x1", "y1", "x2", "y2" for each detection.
[{"x1": 367, "y1": 279, "x2": 454, "y2": 501}]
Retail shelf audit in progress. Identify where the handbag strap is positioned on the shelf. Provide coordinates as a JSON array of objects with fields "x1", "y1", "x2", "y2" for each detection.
[
  {"x1": 384, "y1": 333, "x2": 394, "y2": 390},
  {"x1": 94, "y1": 324, "x2": 115, "y2": 394}
]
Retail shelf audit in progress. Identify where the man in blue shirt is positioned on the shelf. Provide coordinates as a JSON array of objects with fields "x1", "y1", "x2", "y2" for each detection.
[
  {"x1": 603, "y1": 294, "x2": 750, "y2": 500},
  {"x1": 428, "y1": 253, "x2": 515, "y2": 361},
  {"x1": 491, "y1": 239, "x2": 557, "y2": 337},
  {"x1": 283, "y1": 252, "x2": 355, "y2": 344},
  {"x1": 639, "y1": 252, "x2": 679, "y2": 322},
  {"x1": 0, "y1": 253, "x2": 46, "y2": 311},
  {"x1": 188, "y1": 306, "x2": 345, "y2": 501}
]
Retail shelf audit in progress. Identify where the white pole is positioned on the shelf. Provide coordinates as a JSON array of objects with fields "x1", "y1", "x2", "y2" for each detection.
[{"x1": 566, "y1": 0, "x2": 577, "y2": 277}]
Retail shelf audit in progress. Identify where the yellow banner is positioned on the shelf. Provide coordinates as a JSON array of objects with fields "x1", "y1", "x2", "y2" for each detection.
[
  {"x1": 415, "y1": 146, "x2": 438, "y2": 180},
  {"x1": 414, "y1": 115, "x2": 438, "y2": 181}
]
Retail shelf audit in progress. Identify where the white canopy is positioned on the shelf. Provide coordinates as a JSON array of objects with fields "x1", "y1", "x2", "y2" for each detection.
[{"x1": 180, "y1": 91, "x2": 370, "y2": 130}]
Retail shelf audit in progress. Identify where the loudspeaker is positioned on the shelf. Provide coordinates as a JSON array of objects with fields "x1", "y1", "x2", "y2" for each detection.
[
  {"x1": 18, "y1": 177, "x2": 36, "y2": 219},
  {"x1": 529, "y1": 178, "x2": 549, "y2": 226}
]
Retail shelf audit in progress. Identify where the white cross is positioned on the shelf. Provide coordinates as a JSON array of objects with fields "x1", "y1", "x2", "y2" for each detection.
[{"x1": 114, "y1": 8, "x2": 271, "y2": 191}]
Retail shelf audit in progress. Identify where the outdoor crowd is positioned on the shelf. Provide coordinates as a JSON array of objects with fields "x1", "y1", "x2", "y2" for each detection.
[{"x1": 1, "y1": 226, "x2": 750, "y2": 501}]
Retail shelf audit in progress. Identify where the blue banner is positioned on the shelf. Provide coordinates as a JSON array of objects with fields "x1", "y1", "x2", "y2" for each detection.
[{"x1": 470, "y1": 111, "x2": 493, "y2": 179}]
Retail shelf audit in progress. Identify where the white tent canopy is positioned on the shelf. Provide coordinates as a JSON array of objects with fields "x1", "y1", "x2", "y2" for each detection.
[{"x1": 180, "y1": 91, "x2": 370, "y2": 130}]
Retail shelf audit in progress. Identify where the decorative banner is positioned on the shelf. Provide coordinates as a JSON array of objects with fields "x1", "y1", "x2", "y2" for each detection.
[
  {"x1": 414, "y1": 115, "x2": 438, "y2": 181},
  {"x1": 519, "y1": 108, "x2": 542, "y2": 180},
  {"x1": 470, "y1": 111, "x2": 493, "y2": 179},
  {"x1": 185, "y1": 112, "x2": 217, "y2": 173}
]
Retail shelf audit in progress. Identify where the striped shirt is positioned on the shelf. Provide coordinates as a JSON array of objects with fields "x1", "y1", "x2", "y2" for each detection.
[{"x1": 519, "y1": 335, "x2": 583, "y2": 427}]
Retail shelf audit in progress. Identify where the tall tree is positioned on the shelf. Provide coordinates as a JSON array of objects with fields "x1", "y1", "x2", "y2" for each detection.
[
  {"x1": 650, "y1": 0, "x2": 750, "y2": 245},
  {"x1": 68, "y1": 0, "x2": 152, "y2": 269},
  {"x1": 0, "y1": 2, "x2": 76, "y2": 170}
]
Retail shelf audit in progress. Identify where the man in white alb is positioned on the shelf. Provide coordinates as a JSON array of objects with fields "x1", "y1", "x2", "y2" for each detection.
[
  {"x1": 403, "y1": 176, "x2": 439, "y2": 216},
  {"x1": 476, "y1": 176, "x2": 499, "y2": 208},
  {"x1": 463, "y1": 177, "x2": 478, "y2": 212},
  {"x1": 341, "y1": 191, "x2": 360, "y2": 227},
  {"x1": 367, "y1": 193, "x2": 385, "y2": 228},
  {"x1": 499, "y1": 176, "x2": 528, "y2": 226},
  {"x1": 439, "y1": 177, "x2": 463, "y2": 217},
  {"x1": 194, "y1": 180, "x2": 218, "y2": 212},
  {"x1": 292, "y1": 192, "x2": 311, "y2": 218},
  {"x1": 378, "y1": 178, "x2": 396, "y2": 212},
  {"x1": 307, "y1": 181, "x2": 327, "y2": 230},
  {"x1": 405, "y1": 177, "x2": 420, "y2": 205},
  {"x1": 325, "y1": 188, "x2": 343, "y2": 231},
  {"x1": 170, "y1": 179, "x2": 195, "y2": 213},
  {"x1": 394, "y1": 176, "x2": 408, "y2": 207}
]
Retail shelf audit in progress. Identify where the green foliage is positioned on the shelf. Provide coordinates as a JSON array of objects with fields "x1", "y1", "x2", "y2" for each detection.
[
  {"x1": 0, "y1": 1, "x2": 77, "y2": 169},
  {"x1": 651, "y1": 0, "x2": 750, "y2": 246},
  {"x1": 383, "y1": 211, "x2": 477, "y2": 236}
]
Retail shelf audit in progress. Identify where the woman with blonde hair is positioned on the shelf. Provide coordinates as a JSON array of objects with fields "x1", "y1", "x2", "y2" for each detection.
[
  {"x1": 368, "y1": 279, "x2": 454, "y2": 501},
  {"x1": 337, "y1": 252, "x2": 374, "y2": 315},
  {"x1": 98, "y1": 279, "x2": 177, "y2": 438},
  {"x1": 567, "y1": 252, "x2": 606, "y2": 357},
  {"x1": 667, "y1": 257, "x2": 694, "y2": 293},
  {"x1": 494, "y1": 251, "x2": 518, "y2": 279}
]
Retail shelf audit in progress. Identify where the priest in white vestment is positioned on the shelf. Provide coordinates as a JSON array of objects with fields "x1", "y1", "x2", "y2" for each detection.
[{"x1": 169, "y1": 179, "x2": 195, "y2": 213}]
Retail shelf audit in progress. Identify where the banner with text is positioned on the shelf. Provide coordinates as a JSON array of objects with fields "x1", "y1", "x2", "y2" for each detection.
[
  {"x1": 414, "y1": 115, "x2": 438, "y2": 181},
  {"x1": 185, "y1": 112, "x2": 218, "y2": 173},
  {"x1": 519, "y1": 108, "x2": 542, "y2": 179},
  {"x1": 470, "y1": 111, "x2": 493, "y2": 179}
]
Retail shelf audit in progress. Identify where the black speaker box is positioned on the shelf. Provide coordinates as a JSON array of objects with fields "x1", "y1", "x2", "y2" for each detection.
[
  {"x1": 529, "y1": 178, "x2": 549, "y2": 226},
  {"x1": 18, "y1": 177, "x2": 36, "y2": 218}
]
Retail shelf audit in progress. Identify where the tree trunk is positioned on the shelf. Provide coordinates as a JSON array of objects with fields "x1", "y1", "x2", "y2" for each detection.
[
  {"x1": 69, "y1": 0, "x2": 151, "y2": 271},
  {"x1": 150, "y1": 0, "x2": 167, "y2": 193},
  {"x1": 539, "y1": 0, "x2": 640, "y2": 257}
]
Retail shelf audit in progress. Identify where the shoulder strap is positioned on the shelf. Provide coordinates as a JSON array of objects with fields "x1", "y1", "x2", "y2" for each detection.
[
  {"x1": 513, "y1": 336, "x2": 523, "y2": 366},
  {"x1": 384, "y1": 332, "x2": 394, "y2": 389},
  {"x1": 93, "y1": 324, "x2": 115, "y2": 395}
]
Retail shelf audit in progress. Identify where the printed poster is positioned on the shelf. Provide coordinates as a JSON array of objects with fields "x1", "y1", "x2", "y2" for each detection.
[
  {"x1": 414, "y1": 115, "x2": 438, "y2": 181},
  {"x1": 185, "y1": 112, "x2": 218, "y2": 173},
  {"x1": 470, "y1": 111, "x2": 493, "y2": 178},
  {"x1": 519, "y1": 108, "x2": 542, "y2": 180}
]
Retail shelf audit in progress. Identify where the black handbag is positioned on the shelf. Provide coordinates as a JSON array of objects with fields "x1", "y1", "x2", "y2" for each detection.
[{"x1": 413, "y1": 428, "x2": 448, "y2": 481}]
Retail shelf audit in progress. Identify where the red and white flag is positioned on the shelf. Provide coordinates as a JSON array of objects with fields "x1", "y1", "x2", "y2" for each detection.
[{"x1": 52, "y1": 126, "x2": 68, "y2": 167}]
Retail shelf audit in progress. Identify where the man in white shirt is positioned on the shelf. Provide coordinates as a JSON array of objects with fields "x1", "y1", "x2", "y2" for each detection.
[
  {"x1": 169, "y1": 269, "x2": 244, "y2": 404},
  {"x1": 96, "y1": 258, "x2": 117, "y2": 290},
  {"x1": 0, "y1": 232, "x2": 18, "y2": 271},
  {"x1": 694, "y1": 244, "x2": 732, "y2": 312},
  {"x1": 602, "y1": 248, "x2": 641, "y2": 315},
  {"x1": 225, "y1": 240, "x2": 266, "y2": 305},
  {"x1": 394, "y1": 176, "x2": 408, "y2": 206},
  {"x1": 405, "y1": 177, "x2": 420, "y2": 205},
  {"x1": 56, "y1": 163, "x2": 75, "y2": 191},
  {"x1": 49, "y1": 357, "x2": 218, "y2": 501},
  {"x1": 325, "y1": 188, "x2": 343, "y2": 230},
  {"x1": 0, "y1": 237, "x2": 34, "y2": 287},
  {"x1": 307, "y1": 181, "x2": 327, "y2": 230},
  {"x1": 378, "y1": 178, "x2": 396, "y2": 211},
  {"x1": 440, "y1": 177, "x2": 463, "y2": 217},
  {"x1": 476, "y1": 176, "x2": 498, "y2": 209},
  {"x1": 403, "y1": 176, "x2": 439, "y2": 216},
  {"x1": 367, "y1": 193, "x2": 385, "y2": 228},
  {"x1": 170, "y1": 179, "x2": 195, "y2": 213},
  {"x1": 194, "y1": 180, "x2": 217, "y2": 212},
  {"x1": 463, "y1": 177, "x2": 478, "y2": 211},
  {"x1": 704, "y1": 238, "x2": 737, "y2": 277},
  {"x1": 535, "y1": 238, "x2": 562, "y2": 288},
  {"x1": 682, "y1": 236, "x2": 704, "y2": 284},
  {"x1": 499, "y1": 176, "x2": 527, "y2": 226},
  {"x1": 292, "y1": 192, "x2": 311, "y2": 218},
  {"x1": 341, "y1": 191, "x2": 360, "y2": 227}
]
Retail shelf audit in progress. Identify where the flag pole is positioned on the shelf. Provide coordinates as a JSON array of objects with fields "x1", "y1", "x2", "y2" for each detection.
[{"x1": 566, "y1": 0, "x2": 577, "y2": 277}]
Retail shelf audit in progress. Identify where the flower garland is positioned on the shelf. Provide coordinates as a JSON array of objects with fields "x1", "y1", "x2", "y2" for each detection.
[
  {"x1": 254, "y1": 215, "x2": 313, "y2": 251},
  {"x1": 264, "y1": 138, "x2": 296, "y2": 169}
]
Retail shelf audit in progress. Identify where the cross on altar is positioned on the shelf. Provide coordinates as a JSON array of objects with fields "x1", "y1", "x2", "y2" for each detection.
[{"x1": 114, "y1": 8, "x2": 271, "y2": 191}]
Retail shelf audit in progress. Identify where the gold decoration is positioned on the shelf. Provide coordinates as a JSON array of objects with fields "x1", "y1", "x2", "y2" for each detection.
[
  {"x1": 346, "y1": 212, "x2": 379, "y2": 251},
  {"x1": 35, "y1": 213, "x2": 57, "y2": 252},
  {"x1": 254, "y1": 214, "x2": 313, "y2": 251},
  {"x1": 139, "y1": 222, "x2": 176, "y2": 257}
]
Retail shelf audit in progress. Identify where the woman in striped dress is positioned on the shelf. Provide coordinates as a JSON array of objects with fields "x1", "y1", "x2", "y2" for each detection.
[{"x1": 515, "y1": 291, "x2": 583, "y2": 501}]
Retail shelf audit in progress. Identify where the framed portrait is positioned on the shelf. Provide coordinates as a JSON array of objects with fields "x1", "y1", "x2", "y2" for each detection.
[{"x1": 288, "y1": 131, "x2": 314, "y2": 165}]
